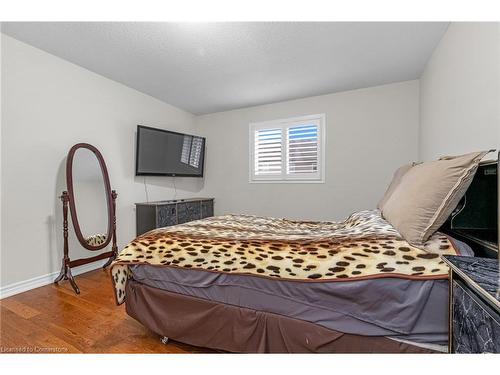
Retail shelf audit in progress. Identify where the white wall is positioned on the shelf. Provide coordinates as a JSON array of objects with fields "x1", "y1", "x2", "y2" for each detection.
[
  {"x1": 0, "y1": 35, "x2": 201, "y2": 289},
  {"x1": 420, "y1": 23, "x2": 500, "y2": 160},
  {"x1": 195, "y1": 80, "x2": 420, "y2": 221}
]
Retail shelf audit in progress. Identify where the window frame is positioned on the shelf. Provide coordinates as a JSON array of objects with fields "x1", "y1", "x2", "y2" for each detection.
[{"x1": 249, "y1": 113, "x2": 326, "y2": 183}]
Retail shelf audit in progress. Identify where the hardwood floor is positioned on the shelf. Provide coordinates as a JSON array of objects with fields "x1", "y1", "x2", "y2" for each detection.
[{"x1": 0, "y1": 269, "x2": 214, "y2": 353}]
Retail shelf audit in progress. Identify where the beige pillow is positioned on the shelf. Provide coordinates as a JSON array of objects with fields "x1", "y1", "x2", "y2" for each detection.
[
  {"x1": 377, "y1": 162, "x2": 416, "y2": 210},
  {"x1": 382, "y1": 151, "x2": 489, "y2": 247}
]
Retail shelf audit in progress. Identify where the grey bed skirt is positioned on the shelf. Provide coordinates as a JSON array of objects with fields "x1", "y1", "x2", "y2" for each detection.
[{"x1": 125, "y1": 279, "x2": 437, "y2": 353}]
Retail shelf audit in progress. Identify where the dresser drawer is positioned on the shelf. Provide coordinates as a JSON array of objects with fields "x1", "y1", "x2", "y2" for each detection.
[
  {"x1": 452, "y1": 280, "x2": 500, "y2": 353},
  {"x1": 201, "y1": 199, "x2": 214, "y2": 218},
  {"x1": 177, "y1": 201, "x2": 201, "y2": 224},
  {"x1": 157, "y1": 204, "x2": 178, "y2": 228}
]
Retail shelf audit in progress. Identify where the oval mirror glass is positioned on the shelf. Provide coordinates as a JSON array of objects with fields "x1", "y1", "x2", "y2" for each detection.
[{"x1": 67, "y1": 144, "x2": 112, "y2": 250}]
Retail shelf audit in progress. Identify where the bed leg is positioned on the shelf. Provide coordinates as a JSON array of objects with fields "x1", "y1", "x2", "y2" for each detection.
[{"x1": 160, "y1": 336, "x2": 169, "y2": 345}]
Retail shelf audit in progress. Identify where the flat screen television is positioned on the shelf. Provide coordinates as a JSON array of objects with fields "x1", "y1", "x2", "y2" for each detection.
[{"x1": 135, "y1": 125, "x2": 206, "y2": 177}]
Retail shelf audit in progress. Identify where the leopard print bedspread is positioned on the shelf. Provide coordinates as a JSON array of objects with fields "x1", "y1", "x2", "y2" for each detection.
[{"x1": 110, "y1": 210, "x2": 458, "y2": 305}]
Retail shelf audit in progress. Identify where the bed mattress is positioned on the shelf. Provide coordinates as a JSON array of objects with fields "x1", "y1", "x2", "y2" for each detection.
[
  {"x1": 112, "y1": 210, "x2": 465, "y2": 305},
  {"x1": 129, "y1": 237, "x2": 472, "y2": 346}
]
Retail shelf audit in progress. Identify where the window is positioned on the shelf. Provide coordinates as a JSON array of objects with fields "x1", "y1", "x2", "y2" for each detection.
[{"x1": 249, "y1": 114, "x2": 325, "y2": 182}]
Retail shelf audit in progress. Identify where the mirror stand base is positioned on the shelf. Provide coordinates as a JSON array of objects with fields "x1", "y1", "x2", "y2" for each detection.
[
  {"x1": 54, "y1": 262, "x2": 80, "y2": 294},
  {"x1": 54, "y1": 250, "x2": 117, "y2": 295},
  {"x1": 102, "y1": 249, "x2": 117, "y2": 269}
]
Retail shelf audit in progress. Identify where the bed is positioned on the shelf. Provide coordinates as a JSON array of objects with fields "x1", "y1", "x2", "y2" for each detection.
[{"x1": 110, "y1": 209, "x2": 473, "y2": 353}]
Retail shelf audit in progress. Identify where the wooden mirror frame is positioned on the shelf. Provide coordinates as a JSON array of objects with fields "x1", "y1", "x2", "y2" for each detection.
[
  {"x1": 66, "y1": 143, "x2": 113, "y2": 251},
  {"x1": 54, "y1": 143, "x2": 118, "y2": 294}
]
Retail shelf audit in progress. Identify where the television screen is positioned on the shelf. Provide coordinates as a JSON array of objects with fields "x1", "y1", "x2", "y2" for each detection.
[{"x1": 136, "y1": 125, "x2": 205, "y2": 177}]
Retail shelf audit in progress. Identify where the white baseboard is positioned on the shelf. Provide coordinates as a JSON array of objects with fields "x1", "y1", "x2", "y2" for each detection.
[{"x1": 0, "y1": 260, "x2": 107, "y2": 299}]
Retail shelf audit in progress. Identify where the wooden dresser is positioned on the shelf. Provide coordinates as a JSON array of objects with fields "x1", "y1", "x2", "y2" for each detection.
[{"x1": 135, "y1": 198, "x2": 214, "y2": 236}]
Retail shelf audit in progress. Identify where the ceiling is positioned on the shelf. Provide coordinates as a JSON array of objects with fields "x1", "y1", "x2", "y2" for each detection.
[{"x1": 1, "y1": 22, "x2": 448, "y2": 115}]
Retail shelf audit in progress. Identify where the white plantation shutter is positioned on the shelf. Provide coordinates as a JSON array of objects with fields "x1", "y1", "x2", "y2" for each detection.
[
  {"x1": 287, "y1": 124, "x2": 319, "y2": 176},
  {"x1": 254, "y1": 128, "x2": 283, "y2": 176},
  {"x1": 250, "y1": 114, "x2": 325, "y2": 182}
]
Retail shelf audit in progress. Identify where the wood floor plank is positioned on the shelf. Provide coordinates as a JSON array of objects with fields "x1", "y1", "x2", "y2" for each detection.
[
  {"x1": 0, "y1": 306, "x2": 81, "y2": 353},
  {"x1": 0, "y1": 299, "x2": 41, "y2": 319},
  {"x1": 0, "y1": 269, "x2": 213, "y2": 353}
]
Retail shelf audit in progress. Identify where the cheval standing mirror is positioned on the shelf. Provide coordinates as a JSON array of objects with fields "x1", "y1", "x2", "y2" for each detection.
[{"x1": 54, "y1": 143, "x2": 118, "y2": 294}]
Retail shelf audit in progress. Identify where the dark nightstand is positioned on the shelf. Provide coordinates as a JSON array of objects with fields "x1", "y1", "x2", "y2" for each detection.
[{"x1": 442, "y1": 255, "x2": 500, "y2": 353}]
